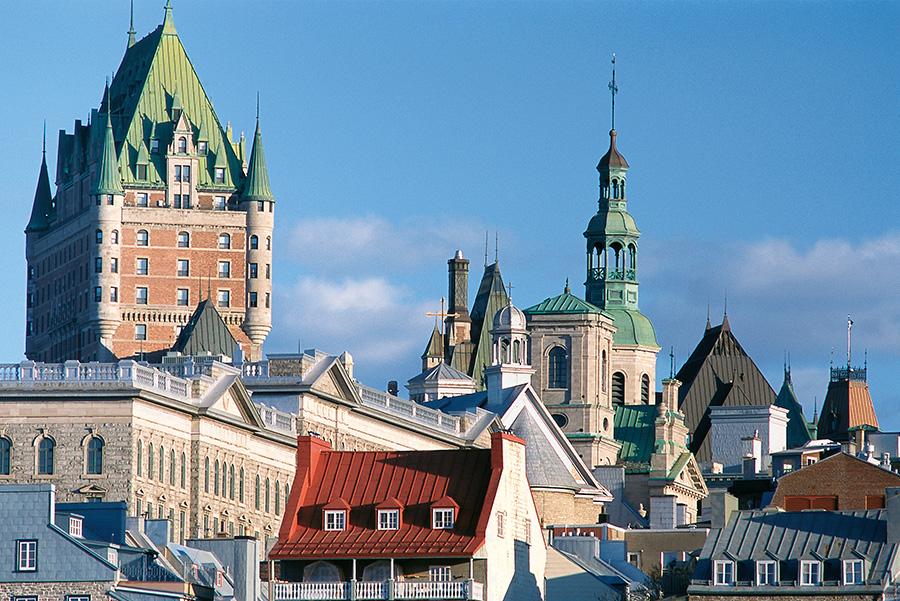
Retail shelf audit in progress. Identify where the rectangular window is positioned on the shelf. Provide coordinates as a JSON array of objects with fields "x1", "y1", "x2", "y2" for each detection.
[
  {"x1": 429, "y1": 566, "x2": 452, "y2": 582},
  {"x1": 497, "y1": 511, "x2": 506, "y2": 538},
  {"x1": 94, "y1": 286, "x2": 102, "y2": 302},
  {"x1": 249, "y1": 262, "x2": 258, "y2": 279},
  {"x1": 432, "y1": 508, "x2": 455, "y2": 529},
  {"x1": 174, "y1": 165, "x2": 182, "y2": 182},
  {"x1": 69, "y1": 517, "x2": 83, "y2": 538},
  {"x1": 214, "y1": 195, "x2": 226, "y2": 210},
  {"x1": 843, "y1": 559, "x2": 864, "y2": 585},
  {"x1": 257, "y1": 201, "x2": 265, "y2": 212},
  {"x1": 110, "y1": 287, "x2": 118, "y2": 302},
  {"x1": 176, "y1": 259, "x2": 190, "y2": 277},
  {"x1": 110, "y1": 258, "x2": 118, "y2": 273},
  {"x1": 266, "y1": 263, "x2": 271, "y2": 279},
  {"x1": 135, "y1": 324, "x2": 147, "y2": 341},
  {"x1": 627, "y1": 552, "x2": 640, "y2": 568},
  {"x1": 218, "y1": 261, "x2": 230, "y2": 278},
  {"x1": 94, "y1": 257, "x2": 102, "y2": 273},
  {"x1": 265, "y1": 292, "x2": 270, "y2": 308},
  {"x1": 217, "y1": 290, "x2": 230, "y2": 308},
  {"x1": 137, "y1": 192, "x2": 148, "y2": 206},
  {"x1": 324, "y1": 510, "x2": 346, "y2": 531},
  {"x1": 378, "y1": 509, "x2": 400, "y2": 531},
  {"x1": 136, "y1": 257, "x2": 148, "y2": 276},
  {"x1": 177, "y1": 289, "x2": 189, "y2": 306},
  {"x1": 248, "y1": 292, "x2": 258, "y2": 308},
  {"x1": 757, "y1": 560, "x2": 777, "y2": 586},
  {"x1": 198, "y1": 141, "x2": 208, "y2": 155},
  {"x1": 214, "y1": 167, "x2": 225, "y2": 184},
  {"x1": 182, "y1": 165, "x2": 191, "y2": 182},
  {"x1": 151, "y1": 139, "x2": 159, "y2": 153},
  {"x1": 66, "y1": 596, "x2": 90, "y2": 601},
  {"x1": 136, "y1": 287, "x2": 148, "y2": 305},
  {"x1": 800, "y1": 560, "x2": 820, "y2": 586},
  {"x1": 525, "y1": 518, "x2": 532, "y2": 545},
  {"x1": 714, "y1": 560, "x2": 734, "y2": 586},
  {"x1": 16, "y1": 540, "x2": 37, "y2": 571}
]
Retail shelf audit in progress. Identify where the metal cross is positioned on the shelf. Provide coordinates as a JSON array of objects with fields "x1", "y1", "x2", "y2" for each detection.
[
  {"x1": 506, "y1": 281, "x2": 514, "y2": 302},
  {"x1": 425, "y1": 297, "x2": 459, "y2": 335},
  {"x1": 609, "y1": 53, "x2": 618, "y2": 130}
]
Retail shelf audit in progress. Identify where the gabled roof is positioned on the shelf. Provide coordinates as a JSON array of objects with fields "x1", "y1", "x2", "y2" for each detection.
[
  {"x1": 271, "y1": 444, "x2": 496, "y2": 558},
  {"x1": 407, "y1": 362, "x2": 473, "y2": 387},
  {"x1": 421, "y1": 324, "x2": 444, "y2": 360},
  {"x1": 675, "y1": 317, "x2": 775, "y2": 462},
  {"x1": 774, "y1": 368, "x2": 813, "y2": 449},
  {"x1": 465, "y1": 262, "x2": 508, "y2": 388},
  {"x1": 524, "y1": 290, "x2": 606, "y2": 316},
  {"x1": 105, "y1": 4, "x2": 244, "y2": 189},
  {"x1": 26, "y1": 150, "x2": 53, "y2": 233},
  {"x1": 172, "y1": 300, "x2": 238, "y2": 358},
  {"x1": 613, "y1": 404, "x2": 657, "y2": 469}
]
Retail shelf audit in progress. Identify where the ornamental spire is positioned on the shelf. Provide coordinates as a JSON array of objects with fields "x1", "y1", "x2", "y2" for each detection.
[
  {"x1": 26, "y1": 122, "x2": 54, "y2": 233},
  {"x1": 93, "y1": 83, "x2": 124, "y2": 196},
  {"x1": 162, "y1": 0, "x2": 176, "y2": 35},
  {"x1": 609, "y1": 53, "x2": 618, "y2": 131},
  {"x1": 243, "y1": 94, "x2": 274, "y2": 202},
  {"x1": 127, "y1": 0, "x2": 136, "y2": 47}
]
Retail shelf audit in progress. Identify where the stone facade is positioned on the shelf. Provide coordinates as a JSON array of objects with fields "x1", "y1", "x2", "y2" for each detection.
[
  {"x1": 0, "y1": 582, "x2": 115, "y2": 600},
  {"x1": 531, "y1": 490, "x2": 601, "y2": 525}
]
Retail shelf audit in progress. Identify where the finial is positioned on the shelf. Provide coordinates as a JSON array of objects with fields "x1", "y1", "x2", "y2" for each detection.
[
  {"x1": 669, "y1": 346, "x2": 675, "y2": 379},
  {"x1": 256, "y1": 91, "x2": 260, "y2": 122},
  {"x1": 723, "y1": 292, "x2": 728, "y2": 318},
  {"x1": 564, "y1": 278, "x2": 570, "y2": 295},
  {"x1": 42, "y1": 120, "x2": 46, "y2": 156},
  {"x1": 162, "y1": 0, "x2": 176, "y2": 35},
  {"x1": 494, "y1": 231, "x2": 499, "y2": 264},
  {"x1": 705, "y1": 301, "x2": 711, "y2": 331},
  {"x1": 813, "y1": 396, "x2": 818, "y2": 421},
  {"x1": 483, "y1": 231, "x2": 489, "y2": 267},
  {"x1": 506, "y1": 281, "x2": 513, "y2": 304},
  {"x1": 608, "y1": 53, "x2": 618, "y2": 131},
  {"x1": 847, "y1": 315, "x2": 853, "y2": 368},
  {"x1": 127, "y1": 0, "x2": 136, "y2": 47}
]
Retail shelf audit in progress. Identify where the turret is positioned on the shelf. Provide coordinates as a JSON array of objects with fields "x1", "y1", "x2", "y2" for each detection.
[
  {"x1": 484, "y1": 299, "x2": 534, "y2": 407},
  {"x1": 239, "y1": 105, "x2": 275, "y2": 357},
  {"x1": 24, "y1": 127, "x2": 55, "y2": 355},
  {"x1": 90, "y1": 88, "x2": 124, "y2": 356}
]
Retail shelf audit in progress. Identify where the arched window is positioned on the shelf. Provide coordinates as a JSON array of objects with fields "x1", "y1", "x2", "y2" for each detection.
[
  {"x1": 214, "y1": 460, "x2": 220, "y2": 495},
  {"x1": 255, "y1": 475, "x2": 261, "y2": 510},
  {"x1": 86, "y1": 437, "x2": 104, "y2": 475},
  {"x1": 362, "y1": 560, "x2": 396, "y2": 582},
  {"x1": 239, "y1": 467, "x2": 245, "y2": 503},
  {"x1": 249, "y1": 235, "x2": 258, "y2": 250},
  {"x1": 275, "y1": 480, "x2": 281, "y2": 515},
  {"x1": 548, "y1": 347, "x2": 568, "y2": 390},
  {"x1": 265, "y1": 478, "x2": 271, "y2": 513},
  {"x1": 612, "y1": 372, "x2": 626, "y2": 404},
  {"x1": 137, "y1": 440, "x2": 143, "y2": 477},
  {"x1": 180, "y1": 452, "x2": 187, "y2": 488},
  {"x1": 304, "y1": 561, "x2": 342, "y2": 582},
  {"x1": 177, "y1": 231, "x2": 190, "y2": 248},
  {"x1": 137, "y1": 230, "x2": 149, "y2": 246},
  {"x1": 500, "y1": 339, "x2": 510, "y2": 364},
  {"x1": 266, "y1": 236, "x2": 271, "y2": 251},
  {"x1": 148, "y1": 443, "x2": 155, "y2": 479},
  {"x1": 178, "y1": 137, "x2": 187, "y2": 154},
  {"x1": 112, "y1": 229, "x2": 119, "y2": 244},
  {"x1": 621, "y1": 180, "x2": 626, "y2": 198},
  {"x1": 221, "y1": 463, "x2": 227, "y2": 497},
  {"x1": 95, "y1": 229, "x2": 103, "y2": 244},
  {"x1": 218, "y1": 233, "x2": 231, "y2": 249},
  {"x1": 641, "y1": 374, "x2": 650, "y2": 404},
  {"x1": 602, "y1": 350, "x2": 608, "y2": 392},
  {"x1": 229, "y1": 464, "x2": 235, "y2": 500},
  {"x1": 204, "y1": 456, "x2": 210, "y2": 492},
  {"x1": 158, "y1": 445, "x2": 165, "y2": 481},
  {"x1": 38, "y1": 437, "x2": 55, "y2": 475},
  {"x1": 612, "y1": 179, "x2": 619, "y2": 199},
  {"x1": 0, "y1": 437, "x2": 11, "y2": 475},
  {"x1": 513, "y1": 340, "x2": 521, "y2": 364},
  {"x1": 628, "y1": 244, "x2": 637, "y2": 274},
  {"x1": 170, "y1": 449, "x2": 176, "y2": 485}
]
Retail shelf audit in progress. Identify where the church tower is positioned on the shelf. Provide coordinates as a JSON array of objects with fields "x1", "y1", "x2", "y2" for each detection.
[
  {"x1": 484, "y1": 300, "x2": 534, "y2": 407},
  {"x1": 584, "y1": 56, "x2": 659, "y2": 405}
]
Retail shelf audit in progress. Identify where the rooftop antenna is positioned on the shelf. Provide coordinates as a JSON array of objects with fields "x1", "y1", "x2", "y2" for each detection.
[
  {"x1": 494, "y1": 231, "x2": 499, "y2": 265},
  {"x1": 42, "y1": 120, "x2": 46, "y2": 156},
  {"x1": 127, "y1": 0, "x2": 136, "y2": 47},
  {"x1": 483, "y1": 231, "x2": 489, "y2": 267},
  {"x1": 609, "y1": 53, "x2": 618, "y2": 131},
  {"x1": 847, "y1": 315, "x2": 853, "y2": 368}
]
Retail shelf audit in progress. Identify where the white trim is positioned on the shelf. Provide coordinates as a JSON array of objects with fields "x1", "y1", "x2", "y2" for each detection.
[
  {"x1": 800, "y1": 560, "x2": 821, "y2": 586},
  {"x1": 323, "y1": 510, "x2": 345, "y2": 531},
  {"x1": 713, "y1": 559, "x2": 734, "y2": 586},
  {"x1": 756, "y1": 560, "x2": 777, "y2": 586},
  {"x1": 377, "y1": 509, "x2": 400, "y2": 530},
  {"x1": 843, "y1": 558, "x2": 864, "y2": 585}
]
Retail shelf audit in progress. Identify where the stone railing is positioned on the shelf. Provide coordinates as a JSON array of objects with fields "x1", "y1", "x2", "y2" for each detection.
[
  {"x1": 0, "y1": 360, "x2": 190, "y2": 400},
  {"x1": 257, "y1": 404, "x2": 298, "y2": 435},
  {"x1": 357, "y1": 384, "x2": 462, "y2": 435},
  {"x1": 272, "y1": 579, "x2": 482, "y2": 600}
]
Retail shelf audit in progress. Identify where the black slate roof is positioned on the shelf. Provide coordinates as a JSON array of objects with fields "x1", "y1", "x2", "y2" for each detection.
[{"x1": 172, "y1": 300, "x2": 238, "y2": 359}]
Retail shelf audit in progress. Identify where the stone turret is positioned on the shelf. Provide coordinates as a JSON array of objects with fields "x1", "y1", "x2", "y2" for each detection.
[{"x1": 239, "y1": 112, "x2": 275, "y2": 357}]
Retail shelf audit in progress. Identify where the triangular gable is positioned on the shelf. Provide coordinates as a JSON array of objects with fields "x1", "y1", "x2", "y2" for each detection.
[
  {"x1": 467, "y1": 263, "x2": 508, "y2": 388},
  {"x1": 306, "y1": 357, "x2": 362, "y2": 406},
  {"x1": 202, "y1": 373, "x2": 267, "y2": 431},
  {"x1": 664, "y1": 453, "x2": 708, "y2": 497}
]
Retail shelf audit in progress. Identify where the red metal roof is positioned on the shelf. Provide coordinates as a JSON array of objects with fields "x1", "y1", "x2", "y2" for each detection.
[{"x1": 271, "y1": 436, "x2": 510, "y2": 559}]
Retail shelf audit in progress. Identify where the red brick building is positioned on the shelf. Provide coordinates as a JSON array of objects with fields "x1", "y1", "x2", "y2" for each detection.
[{"x1": 770, "y1": 452, "x2": 900, "y2": 511}]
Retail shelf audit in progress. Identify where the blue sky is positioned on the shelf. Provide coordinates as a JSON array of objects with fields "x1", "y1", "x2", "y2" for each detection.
[{"x1": 3, "y1": 1, "x2": 899, "y2": 428}]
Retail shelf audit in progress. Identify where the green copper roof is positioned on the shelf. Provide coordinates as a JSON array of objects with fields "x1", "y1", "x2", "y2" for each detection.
[
  {"x1": 586, "y1": 202, "x2": 640, "y2": 238},
  {"x1": 173, "y1": 299, "x2": 238, "y2": 358},
  {"x1": 243, "y1": 120, "x2": 274, "y2": 201},
  {"x1": 605, "y1": 307, "x2": 659, "y2": 348},
  {"x1": 93, "y1": 105, "x2": 125, "y2": 196},
  {"x1": 468, "y1": 262, "x2": 508, "y2": 389},
  {"x1": 614, "y1": 404, "x2": 657, "y2": 467},
  {"x1": 524, "y1": 289, "x2": 607, "y2": 315},
  {"x1": 422, "y1": 324, "x2": 444, "y2": 360},
  {"x1": 26, "y1": 152, "x2": 53, "y2": 233},
  {"x1": 106, "y1": 3, "x2": 244, "y2": 189},
  {"x1": 774, "y1": 368, "x2": 813, "y2": 449}
]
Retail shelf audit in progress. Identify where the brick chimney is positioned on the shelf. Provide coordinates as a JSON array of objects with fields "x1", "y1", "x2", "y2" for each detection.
[
  {"x1": 280, "y1": 436, "x2": 331, "y2": 539},
  {"x1": 491, "y1": 431, "x2": 526, "y2": 471}
]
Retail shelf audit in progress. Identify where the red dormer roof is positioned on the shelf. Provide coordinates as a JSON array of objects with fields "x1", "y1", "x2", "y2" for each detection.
[
  {"x1": 322, "y1": 498, "x2": 351, "y2": 511},
  {"x1": 271, "y1": 436, "x2": 510, "y2": 559}
]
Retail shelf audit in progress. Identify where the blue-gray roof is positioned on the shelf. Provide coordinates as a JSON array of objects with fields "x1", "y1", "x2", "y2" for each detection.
[
  {"x1": 407, "y1": 362, "x2": 473, "y2": 386},
  {"x1": 691, "y1": 509, "x2": 898, "y2": 595}
]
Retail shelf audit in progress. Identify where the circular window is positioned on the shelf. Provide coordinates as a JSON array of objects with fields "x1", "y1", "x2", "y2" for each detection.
[
  {"x1": 551, "y1": 413, "x2": 569, "y2": 429},
  {"x1": 603, "y1": 417, "x2": 610, "y2": 432}
]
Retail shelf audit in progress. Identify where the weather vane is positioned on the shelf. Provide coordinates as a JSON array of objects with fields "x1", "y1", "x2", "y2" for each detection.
[
  {"x1": 425, "y1": 297, "x2": 458, "y2": 335},
  {"x1": 609, "y1": 53, "x2": 618, "y2": 130}
]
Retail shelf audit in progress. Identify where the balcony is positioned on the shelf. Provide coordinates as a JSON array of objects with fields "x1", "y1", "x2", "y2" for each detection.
[
  {"x1": 587, "y1": 267, "x2": 636, "y2": 282},
  {"x1": 272, "y1": 580, "x2": 484, "y2": 600}
]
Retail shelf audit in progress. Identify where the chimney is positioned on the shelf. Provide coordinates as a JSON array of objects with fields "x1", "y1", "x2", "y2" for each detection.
[
  {"x1": 339, "y1": 351, "x2": 354, "y2": 380},
  {"x1": 649, "y1": 495, "x2": 677, "y2": 529},
  {"x1": 282, "y1": 436, "x2": 331, "y2": 540},
  {"x1": 447, "y1": 251, "x2": 472, "y2": 346},
  {"x1": 886, "y1": 487, "x2": 900, "y2": 544},
  {"x1": 661, "y1": 378, "x2": 681, "y2": 412},
  {"x1": 742, "y1": 455, "x2": 758, "y2": 479},
  {"x1": 144, "y1": 518, "x2": 171, "y2": 549},
  {"x1": 490, "y1": 431, "x2": 525, "y2": 471},
  {"x1": 707, "y1": 490, "x2": 738, "y2": 529}
]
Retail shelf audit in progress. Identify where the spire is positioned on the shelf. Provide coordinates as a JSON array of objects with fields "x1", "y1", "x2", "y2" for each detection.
[
  {"x1": 93, "y1": 83, "x2": 124, "y2": 196},
  {"x1": 609, "y1": 53, "x2": 618, "y2": 131},
  {"x1": 721, "y1": 294, "x2": 730, "y2": 330},
  {"x1": 162, "y1": 0, "x2": 177, "y2": 35},
  {"x1": 705, "y1": 302, "x2": 711, "y2": 331},
  {"x1": 564, "y1": 278, "x2": 571, "y2": 295},
  {"x1": 26, "y1": 123, "x2": 54, "y2": 233},
  {"x1": 127, "y1": 0, "x2": 136, "y2": 47},
  {"x1": 243, "y1": 99, "x2": 274, "y2": 201},
  {"x1": 597, "y1": 54, "x2": 628, "y2": 173}
]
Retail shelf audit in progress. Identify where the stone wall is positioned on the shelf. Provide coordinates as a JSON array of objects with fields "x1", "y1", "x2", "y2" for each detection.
[
  {"x1": 0, "y1": 582, "x2": 114, "y2": 600},
  {"x1": 532, "y1": 490, "x2": 602, "y2": 526}
]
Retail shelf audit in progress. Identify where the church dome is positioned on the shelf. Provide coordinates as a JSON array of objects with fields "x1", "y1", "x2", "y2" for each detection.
[
  {"x1": 586, "y1": 206, "x2": 640, "y2": 238},
  {"x1": 492, "y1": 303, "x2": 528, "y2": 333}
]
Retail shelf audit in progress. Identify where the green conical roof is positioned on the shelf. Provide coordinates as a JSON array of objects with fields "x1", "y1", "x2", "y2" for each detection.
[
  {"x1": 26, "y1": 151, "x2": 53, "y2": 233},
  {"x1": 93, "y1": 105, "x2": 124, "y2": 196},
  {"x1": 774, "y1": 367, "x2": 813, "y2": 449},
  {"x1": 243, "y1": 120, "x2": 274, "y2": 201},
  {"x1": 422, "y1": 324, "x2": 444, "y2": 360}
]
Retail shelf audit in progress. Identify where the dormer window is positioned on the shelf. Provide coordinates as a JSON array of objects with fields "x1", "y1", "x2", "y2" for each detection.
[
  {"x1": 377, "y1": 509, "x2": 399, "y2": 531},
  {"x1": 214, "y1": 168, "x2": 225, "y2": 184},
  {"x1": 324, "y1": 510, "x2": 346, "y2": 531},
  {"x1": 136, "y1": 164, "x2": 148, "y2": 180},
  {"x1": 432, "y1": 508, "x2": 454, "y2": 529},
  {"x1": 178, "y1": 137, "x2": 187, "y2": 154},
  {"x1": 68, "y1": 516, "x2": 83, "y2": 538},
  {"x1": 198, "y1": 141, "x2": 208, "y2": 155},
  {"x1": 843, "y1": 559, "x2": 864, "y2": 585},
  {"x1": 714, "y1": 560, "x2": 735, "y2": 586},
  {"x1": 151, "y1": 139, "x2": 159, "y2": 153},
  {"x1": 800, "y1": 560, "x2": 821, "y2": 586}
]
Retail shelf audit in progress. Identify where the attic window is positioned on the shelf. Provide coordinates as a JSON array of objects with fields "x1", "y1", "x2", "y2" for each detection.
[
  {"x1": 377, "y1": 509, "x2": 399, "y2": 531},
  {"x1": 800, "y1": 560, "x2": 821, "y2": 586},
  {"x1": 198, "y1": 141, "x2": 208, "y2": 155},
  {"x1": 214, "y1": 168, "x2": 225, "y2": 184},
  {"x1": 151, "y1": 139, "x2": 159, "y2": 153},
  {"x1": 324, "y1": 510, "x2": 345, "y2": 531},
  {"x1": 136, "y1": 164, "x2": 148, "y2": 180},
  {"x1": 714, "y1": 560, "x2": 735, "y2": 586},
  {"x1": 843, "y1": 559, "x2": 864, "y2": 585},
  {"x1": 432, "y1": 508, "x2": 455, "y2": 529},
  {"x1": 68, "y1": 516, "x2": 83, "y2": 538}
]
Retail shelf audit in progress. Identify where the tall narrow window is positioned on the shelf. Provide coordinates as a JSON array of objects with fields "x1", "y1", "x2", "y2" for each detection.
[
  {"x1": 249, "y1": 235, "x2": 258, "y2": 250},
  {"x1": 147, "y1": 443, "x2": 154, "y2": 479},
  {"x1": 547, "y1": 347, "x2": 568, "y2": 389},
  {"x1": 136, "y1": 230, "x2": 149, "y2": 246},
  {"x1": 95, "y1": 229, "x2": 103, "y2": 244},
  {"x1": 0, "y1": 437, "x2": 11, "y2": 475},
  {"x1": 641, "y1": 374, "x2": 650, "y2": 404},
  {"x1": 239, "y1": 467, "x2": 245, "y2": 503},
  {"x1": 180, "y1": 452, "x2": 187, "y2": 488},
  {"x1": 255, "y1": 475, "x2": 261, "y2": 510},
  {"x1": 204, "y1": 457, "x2": 210, "y2": 493},
  {"x1": 249, "y1": 263, "x2": 258, "y2": 279},
  {"x1": 178, "y1": 137, "x2": 187, "y2": 154},
  {"x1": 265, "y1": 478, "x2": 271, "y2": 513},
  {"x1": 169, "y1": 449, "x2": 176, "y2": 486},
  {"x1": 137, "y1": 440, "x2": 143, "y2": 477},
  {"x1": 248, "y1": 292, "x2": 258, "y2": 308},
  {"x1": 37, "y1": 437, "x2": 55, "y2": 475},
  {"x1": 214, "y1": 460, "x2": 220, "y2": 495},
  {"x1": 612, "y1": 372, "x2": 626, "y2": 404},
  {"x1": 86, "y1": 437, "x2": 104, "y2": 475},
  {"x1": 229, "y1": 464, "x2": 235, "y2": 499}
]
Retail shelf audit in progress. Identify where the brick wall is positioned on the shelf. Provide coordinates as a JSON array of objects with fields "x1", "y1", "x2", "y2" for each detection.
[{"x1": 770, "y1": 453, "x2": 900, "y2": 510}]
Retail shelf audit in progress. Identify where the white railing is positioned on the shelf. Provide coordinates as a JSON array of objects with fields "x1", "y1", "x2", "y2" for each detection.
[
  {"x1": 273, "y1": 581, "x2": 349, "y2": 600},
  {"x1": 0, "y1": 361, "x2": 191, "y2": 401},
  {"x1": 242, "y1": 360, "x2": 270, "y2": 378},
  {"x1": 357, "y1": 384, "x2": 461, "y2": 434},
  {"x1": 257, "y1": 404, "x2": 297, "y2": 434},
  {"x1": 273, "y1": 580, "x2": 480, "y2": 601}
]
